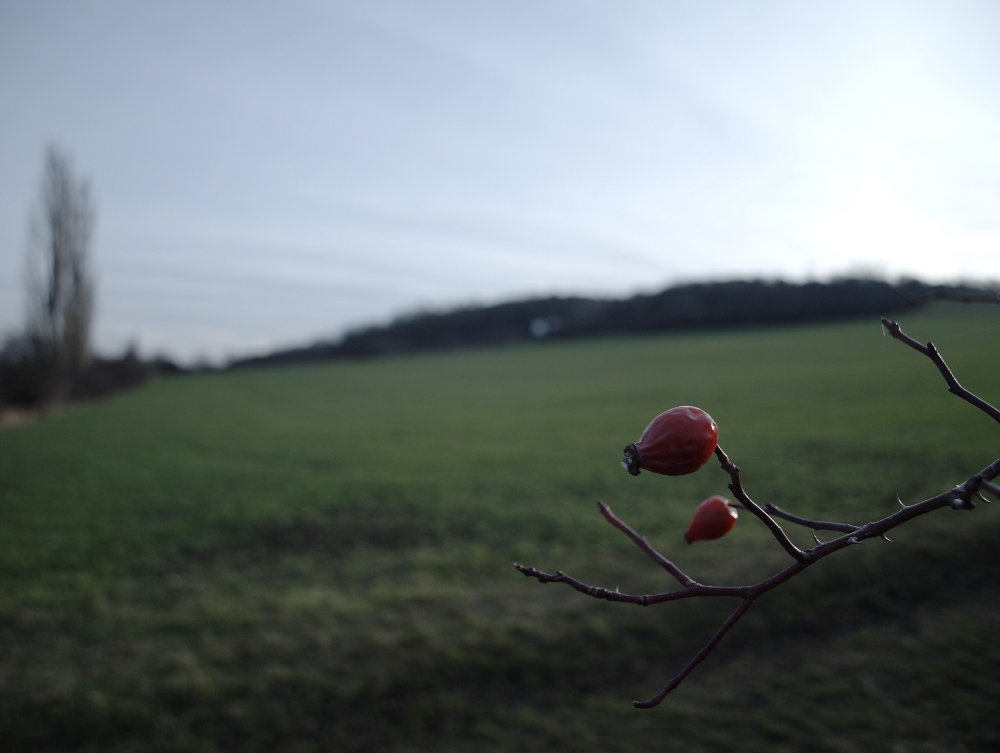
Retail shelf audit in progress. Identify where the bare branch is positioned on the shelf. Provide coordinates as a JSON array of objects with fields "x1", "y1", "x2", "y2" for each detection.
[
  {"x1": 516, "y1": 318, "x2": 998, "y2": 707},
  {"x1": 515, "y1": 469, "x2": 994, "y2": 703},
  {"x1": 517, "y1": 474, "x2": 985, "y2": 702},
  {"x1": 597, "y1": 500, "x2": 697, "y2": 588},
  {"x1": 634, "y1": 599, "x2": 754, "y2": 709},
  {"x1": 513, "y1": 562, "x2": 750, "y2": 605},
  {"x1": 976, "y1": 456, "x2": 1000, "y2": 483},
  {"x1": 513, "y1": 564, "x2": 653, "y2": 604},
  {"x1": 714, "y1": 445, "x2": 806, "y2": 561},
  {"x1": 760, "y1": 503, "x2": 859, "y2": 533},
  {"x1": 881, "y1": 318, "x2": 1000, "y2": 425}
]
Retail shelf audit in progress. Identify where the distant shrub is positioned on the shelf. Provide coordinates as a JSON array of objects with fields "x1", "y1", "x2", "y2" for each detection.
[
  {"x1": 0, "y1": 337, "x2": 165, "y2": 410},
  {"x1": 0, "y1": 335, "x2": 59, "y2": 408}
]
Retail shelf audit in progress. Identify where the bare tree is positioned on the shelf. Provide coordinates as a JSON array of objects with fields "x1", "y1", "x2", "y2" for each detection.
[
  {"x1": 516, "y1": 316, "x2": 1000, "y2": 708},
  {"x1": 25, "y1": 144, "x2": 95, "y2": 397}
]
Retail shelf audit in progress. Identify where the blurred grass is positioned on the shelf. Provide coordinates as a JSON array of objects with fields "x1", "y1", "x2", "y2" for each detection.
[{"x1": 0, "y1": 303, "x2": 998, "y2": 752}]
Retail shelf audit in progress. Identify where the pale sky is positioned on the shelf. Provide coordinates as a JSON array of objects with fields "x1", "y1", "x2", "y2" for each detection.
[{"x1": 2, "y1": 1, "x2": 999, "y2": 362}]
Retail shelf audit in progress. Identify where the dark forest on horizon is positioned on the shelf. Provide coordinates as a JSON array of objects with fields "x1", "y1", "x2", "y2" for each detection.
[
  {"x1": 231, "y1": 277, "x2": 995, "y2": 368},
  {"x1": 4, "y1": 276, "x2": 998, "y2": 409}
]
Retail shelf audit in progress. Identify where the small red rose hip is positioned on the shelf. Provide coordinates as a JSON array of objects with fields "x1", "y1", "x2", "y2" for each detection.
[
  {"x1": 684, "y1": 495, "x2": 738, "y2": 543},
  {"x1": 622, "y1": 406, "x2": 718, "y2": 476}
]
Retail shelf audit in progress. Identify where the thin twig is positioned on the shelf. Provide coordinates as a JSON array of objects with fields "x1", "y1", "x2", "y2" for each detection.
[
  {"x1": 882, "y1": 319, "x2": 1000, "y2": 425},
  {"x1": 597, "y1": 500, "x2": 697, "y2": 588},
  {"x1": 634, "y1": 599, "x2": 754, "y2": 708},
  {"x1": 714, "y1": 445, "x2": 806, "y2": 561},
  {"x1": 761, "y1": 503, "x2": 859, "y2": 533},
  {"x1": 513, "y1": 562, "x2": 751, "y2": 605},
  {"x1": 512, "y1": 565, "x2": 653, "y2": 604}
]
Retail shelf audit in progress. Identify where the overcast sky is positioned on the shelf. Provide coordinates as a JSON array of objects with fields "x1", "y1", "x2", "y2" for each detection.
[{"x1": 2, "y1": 1, "x2": 998, "y2": 362}]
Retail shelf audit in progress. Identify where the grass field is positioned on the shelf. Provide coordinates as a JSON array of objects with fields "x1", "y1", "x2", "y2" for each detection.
[{"x1": 1, "y1": 303, "x2": 998, "y2": 752}]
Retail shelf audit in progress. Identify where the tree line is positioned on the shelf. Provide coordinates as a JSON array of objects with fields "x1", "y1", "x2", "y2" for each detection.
[{"x1": 231, "y1": 277, "x2": 981, "y2": 368}]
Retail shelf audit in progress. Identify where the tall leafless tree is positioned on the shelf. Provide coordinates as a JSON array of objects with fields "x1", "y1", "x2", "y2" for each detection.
[{"x1": 25, "y1": 144, "x2": 95, "y2": 397}]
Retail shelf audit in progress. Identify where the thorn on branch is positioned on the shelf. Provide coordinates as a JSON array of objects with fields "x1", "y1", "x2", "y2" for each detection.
[
  {"x1": 847, "y1": 536, "x2": 863, "y2": 545},
  {"x1": 980, "y1": 480, "x2": 1000, "y2": 500},
  {"x1": 881, "y1": 534, "x2": 893, "y2": 543}
]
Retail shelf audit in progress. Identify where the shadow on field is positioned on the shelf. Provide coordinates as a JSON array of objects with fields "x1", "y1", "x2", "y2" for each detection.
[
  {"x1": 211, "y1": 502, "x2": 488, "y2": 563},
  {"x1": 5, "y1": 506, "x2": 998, "y2": 753}
]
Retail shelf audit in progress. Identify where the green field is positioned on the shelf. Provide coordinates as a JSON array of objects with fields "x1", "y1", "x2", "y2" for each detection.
[{"x1": 1, "y1": 304, "x2": 998, "y2": 752}]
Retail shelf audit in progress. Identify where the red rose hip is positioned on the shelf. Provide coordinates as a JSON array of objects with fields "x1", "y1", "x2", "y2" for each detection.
[
  {"x1": 622, "y1": 406, "x2": 718, "y2": 476},
  {"x1": 684, "y1": 495, "x2": 738, "y2": 543}
]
